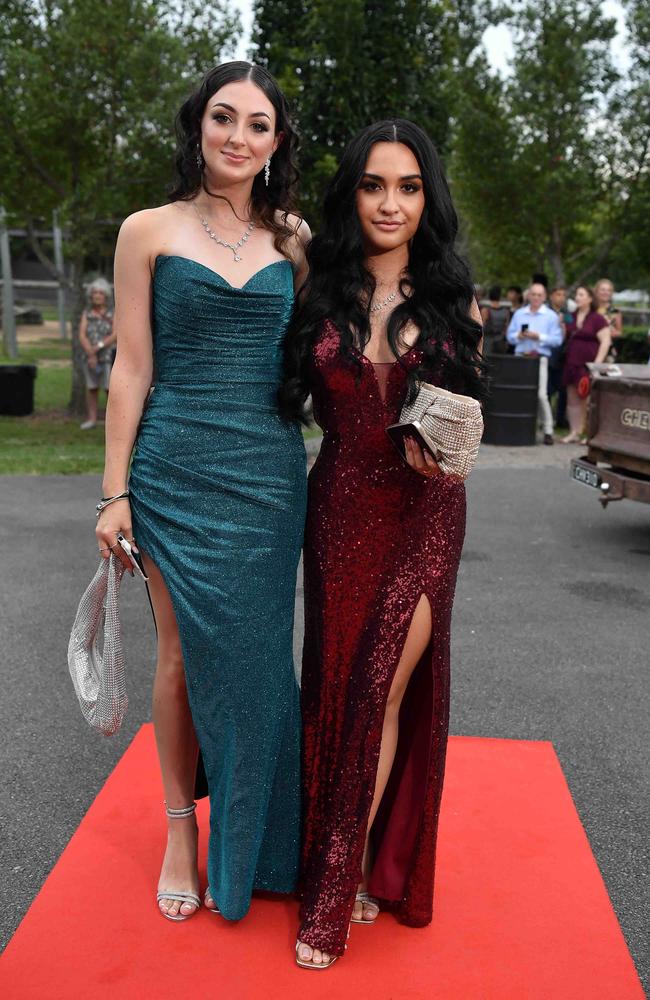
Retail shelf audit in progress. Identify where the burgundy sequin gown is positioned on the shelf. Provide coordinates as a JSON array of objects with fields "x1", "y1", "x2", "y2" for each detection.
[{"x1": 299, "y1": 320, "x2": 467, "y2": 956}]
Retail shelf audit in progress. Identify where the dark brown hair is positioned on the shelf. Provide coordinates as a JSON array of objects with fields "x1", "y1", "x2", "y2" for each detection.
[{"x1": 169, "y1": 61, "x2": 301, "y2": 254}]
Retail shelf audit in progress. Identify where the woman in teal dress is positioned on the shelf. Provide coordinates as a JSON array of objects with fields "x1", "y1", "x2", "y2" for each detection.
[{"x1": 96, "y1": 62, "x2": 310, "y2": 922}]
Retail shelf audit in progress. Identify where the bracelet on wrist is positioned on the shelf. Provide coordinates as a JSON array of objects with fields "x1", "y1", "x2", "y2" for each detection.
[{"x1": 96, "y1": 490, "x2": 130, "y2": 518}]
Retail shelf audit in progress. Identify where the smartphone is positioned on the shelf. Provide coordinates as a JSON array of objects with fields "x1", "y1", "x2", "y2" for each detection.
[
  {"x1": 521, "y1": 323, "x2": 529, "y2": 333},
  {"x1": 385, "y1": 421, "x2": 440, "y2": 462},
  {"x1": 117, "y1": 533, "x2": 149, "y2": 581}
]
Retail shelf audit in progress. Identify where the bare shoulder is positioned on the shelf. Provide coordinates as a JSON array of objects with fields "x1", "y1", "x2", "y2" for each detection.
[
  {"x1": 116, "y1": 204, "x2": 180, "y2": 265},
  {"x1": 276, "y1": 211, "x2": 312, "y2": 269},
  {"x1": 287, "y1": 212, "x2": 312, "y2": 244}
]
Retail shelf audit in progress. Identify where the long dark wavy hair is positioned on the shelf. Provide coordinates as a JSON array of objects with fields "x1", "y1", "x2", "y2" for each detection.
[
  {"x1": 169, "y1": 61, "x2": 300, "y2": 254},
  {"x1": 278, "y1": 119, "x2": 486, "y2": 422}
]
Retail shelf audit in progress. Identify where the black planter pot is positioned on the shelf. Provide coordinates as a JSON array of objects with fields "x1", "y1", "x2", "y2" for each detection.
[
  {"x1": 483, "y1": 355, "x2": 539, "y2": 446},
  {"x1": 0, "y1": 364, "x2": 38, "y2": 416}
]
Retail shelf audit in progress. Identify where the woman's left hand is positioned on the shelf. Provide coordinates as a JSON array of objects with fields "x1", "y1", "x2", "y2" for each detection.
[{"x1": 404, "y1": 436, "x2": 440, "y2": 477}]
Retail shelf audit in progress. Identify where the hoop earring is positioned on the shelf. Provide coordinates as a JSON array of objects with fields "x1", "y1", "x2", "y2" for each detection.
[
  {"x1": 196, "y1": 144, "x2": 204, "y2": 171},
  {"x1": 264, "y1": 157, "x2": 271, "y2": 186}
]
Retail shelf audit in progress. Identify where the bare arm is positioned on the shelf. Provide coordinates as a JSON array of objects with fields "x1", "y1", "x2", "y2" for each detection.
[
  {"x1": 595, "y1": 324, "x2": 612, "y2": 364},
  {"x1": 471, "y1": 296, "x2": 484, "y2": 359},
  {"x1": 406, "y1": 295, "x2": 484, "y2": 477},
  {"x1": 96, "y1": 212, "x2": 156, "y2": 567},
  {"x1": 78, "y1": 311, "x2": 93, "y2": 356},
  {"x1": 286, "y1": 214, "x2": 311, "y2": 294}
]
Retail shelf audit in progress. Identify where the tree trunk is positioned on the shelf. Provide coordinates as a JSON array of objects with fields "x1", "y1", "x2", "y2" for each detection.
[
  {"x1": 68, "y1": 257, "x2": 87, "y2": 417},
  {"x1": 548, "y1": 221, "x2": 565, "y2": 286}
]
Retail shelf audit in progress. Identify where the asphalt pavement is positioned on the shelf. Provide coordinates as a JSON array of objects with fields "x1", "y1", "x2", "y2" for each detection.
[{"x1": 0, "y1": 458, "x2": 648, "y2": 988}]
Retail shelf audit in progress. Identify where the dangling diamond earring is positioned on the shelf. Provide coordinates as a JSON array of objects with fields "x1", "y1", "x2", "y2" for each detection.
[
  {"x1": 264, "y1": 157, "x2": 271, "y2": 186},
  {"x1": 196, "y1": 144, "x2": 204, "y2": 170}
]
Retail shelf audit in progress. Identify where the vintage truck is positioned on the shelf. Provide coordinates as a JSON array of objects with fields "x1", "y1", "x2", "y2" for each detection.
[{"x1": 570, "y1": 363, "x2": 650, "y2": 508}]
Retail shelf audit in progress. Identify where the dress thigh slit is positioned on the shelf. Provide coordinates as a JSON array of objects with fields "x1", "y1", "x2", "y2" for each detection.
[{"x1": 299, "y1": 574, "x2": 451, "y2": 955}]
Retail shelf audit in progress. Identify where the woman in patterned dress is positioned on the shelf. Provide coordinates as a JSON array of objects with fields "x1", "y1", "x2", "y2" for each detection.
[{"x1": 78, "y1": 279, "x2": 116, "y2": 429}]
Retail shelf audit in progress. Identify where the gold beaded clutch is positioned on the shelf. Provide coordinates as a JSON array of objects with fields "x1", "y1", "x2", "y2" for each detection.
[{"x1": 388, "y1": 383, "x2": 484, "y2": 480}]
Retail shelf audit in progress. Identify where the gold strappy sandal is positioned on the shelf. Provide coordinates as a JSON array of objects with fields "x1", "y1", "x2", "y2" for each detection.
[
  {"x1": 351, "y1": 890, "x2": 380, "y2": 924},
  {"x1": 156, "y1": 802, "x2": 201, "y2": 922}
]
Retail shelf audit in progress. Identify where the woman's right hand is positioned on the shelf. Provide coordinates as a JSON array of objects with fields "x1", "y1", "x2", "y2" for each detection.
[
  {"x1": 95, "y1": 498, "x2": 137, "y2": 573},
  {"x1": 404, "y1": 437, "x2": 441, "y2": 477}
]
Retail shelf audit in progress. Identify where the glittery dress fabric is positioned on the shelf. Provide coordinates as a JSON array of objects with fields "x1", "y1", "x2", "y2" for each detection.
[
  {"x1": 128, "y1": 255, "x2": 307, "y2": 919},
  {"x1": 299, "y1": 320, "x2": 466, "y2": 956}
]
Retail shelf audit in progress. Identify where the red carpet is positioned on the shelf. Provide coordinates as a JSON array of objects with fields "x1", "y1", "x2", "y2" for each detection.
[{"x1": 1, "y1": 726, "x2": 643, "y2": 1000}]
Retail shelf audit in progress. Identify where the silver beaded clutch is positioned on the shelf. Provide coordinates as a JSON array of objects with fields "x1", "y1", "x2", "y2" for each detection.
[
  {"x1": 395, "y1": 382, "x2": 484, "y2": 480},
  {"x1": 67, "y1": 555, "x2": 128, "y2": 736}
]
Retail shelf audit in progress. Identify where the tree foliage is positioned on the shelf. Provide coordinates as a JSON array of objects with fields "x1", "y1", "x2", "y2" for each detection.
[
  {"x1": 0, "y1": 0, "x2": 239, "y2": 411},
  {"x1": 251, "y1": 0, "x2": 467, "y2": 222},
  {"x1": 449, "y1": 0, "x2": 650, "y2": 291},
  {"x1": 604, "y1": 0, "x2": 650, "y2": 288},
  {"x1": 451, "y1": 0, "x2": 621, "y2": 287}
]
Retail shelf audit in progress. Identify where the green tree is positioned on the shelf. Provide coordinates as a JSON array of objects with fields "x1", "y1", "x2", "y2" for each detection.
[
  {"x1": 451, "y1": 0, "x2": 619, "y2": 287},
  {"x1": 605, "y1": 0, "x2": 650, "y2": 288},
  {"x1": 252, "y1": 0, "x2": 463, "y2": 223},
  {"x1": 0, "y1": 0, "x2": 239, "y2": 413}
]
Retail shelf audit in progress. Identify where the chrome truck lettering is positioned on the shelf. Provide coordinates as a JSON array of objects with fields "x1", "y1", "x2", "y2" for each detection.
[{"x1": 620, "y1": 408, "x2": 650, "y2": 430}]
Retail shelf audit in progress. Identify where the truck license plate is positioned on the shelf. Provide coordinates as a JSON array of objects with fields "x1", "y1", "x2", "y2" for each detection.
[{"x1": 571, "y1": 463, "x2": 601, "y2": 489}]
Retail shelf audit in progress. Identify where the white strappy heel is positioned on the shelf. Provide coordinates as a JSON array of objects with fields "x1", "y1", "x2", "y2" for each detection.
[
  {"x1": 157, "y1": 802, "x2": 201, "y2": 922},
  {"x1": 351, "y1": 890, "x2": 380, "y2": 924},
  {"x1": 204, "y1": 887, "x2": 220, "y2": 914}
]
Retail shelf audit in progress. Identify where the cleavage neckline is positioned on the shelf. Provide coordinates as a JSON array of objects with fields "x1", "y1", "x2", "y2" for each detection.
[{"x1": 155, "y1": 254, "x2": 292, "y2": 291}]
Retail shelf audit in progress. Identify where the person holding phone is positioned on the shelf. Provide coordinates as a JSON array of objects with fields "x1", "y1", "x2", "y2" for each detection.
[
  {"x1": 506, "y1": 282, "x2": 563, "y2": 444},
  {"x1": 279, "y1": 119, "x2": 485, "y2": 969},
  {"x1": 96, "y1": 62, "x2": 310, "y2": 926}
]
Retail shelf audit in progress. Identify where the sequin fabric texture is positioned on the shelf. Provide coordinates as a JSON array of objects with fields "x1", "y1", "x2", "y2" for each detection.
[
  {"x1": 299, "y1": 320, "x2": 467, "y2": 956},
  {"x1": 129, "y1": 255, "x2": 307, "y2": 920}
]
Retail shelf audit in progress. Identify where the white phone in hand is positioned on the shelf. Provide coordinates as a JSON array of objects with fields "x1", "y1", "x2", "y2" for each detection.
[{"x1": 117, "y1": 534, "x2": 149, "y2": 581}]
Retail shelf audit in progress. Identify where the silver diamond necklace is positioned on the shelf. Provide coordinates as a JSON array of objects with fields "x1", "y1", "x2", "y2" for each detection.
[
  {"x1": 195, "y1": 206, "x2": 254, "y2": 262},
  {"x1": 370, "y1": 290, "x2": 398, "y2": 313}
]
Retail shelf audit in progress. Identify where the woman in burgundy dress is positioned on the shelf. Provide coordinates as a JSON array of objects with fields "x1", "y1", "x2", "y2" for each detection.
[
  {"x1": 561, "y1": 285, "x2": 611, "y2": 443},
  {"x1": 280, "y1": 120, "x2": 485, "y2": 969}
]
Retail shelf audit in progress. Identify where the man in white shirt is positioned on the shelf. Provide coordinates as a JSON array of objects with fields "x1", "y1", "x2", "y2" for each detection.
[{"x1": 507, "y1": 283, "x2": 563, "y2": 445}]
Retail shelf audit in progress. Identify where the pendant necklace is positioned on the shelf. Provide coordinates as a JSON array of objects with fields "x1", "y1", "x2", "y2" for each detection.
[{"x1": 195, "y1": 206, "x2": 254, "y2": 262}]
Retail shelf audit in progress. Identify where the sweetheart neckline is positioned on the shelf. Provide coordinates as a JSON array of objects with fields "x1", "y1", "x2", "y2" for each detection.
[{"x1": 154, "y1": 254, "x2": 292, "y2": 291}]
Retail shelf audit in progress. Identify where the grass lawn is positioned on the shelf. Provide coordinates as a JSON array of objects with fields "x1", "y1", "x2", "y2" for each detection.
[
  {"x1": 0, "y1": 359, "x2": 107, "y2": 474},
  {"x1": 1, "y1": 341, "x2": 321, "y2": 475}
]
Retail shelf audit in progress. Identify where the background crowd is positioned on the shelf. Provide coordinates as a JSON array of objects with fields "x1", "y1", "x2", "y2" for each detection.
[
  {"x1": 76, "y1": 271, "x2": 630, "y2": 444},
  {"x1": 479, "y1": 274, "x2": 624, "y2": 444}
]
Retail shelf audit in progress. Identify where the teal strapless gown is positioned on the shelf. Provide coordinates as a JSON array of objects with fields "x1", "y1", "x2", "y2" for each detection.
[{"x1": 129, "y1": 255, "x2": 307, "y2": 919}]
